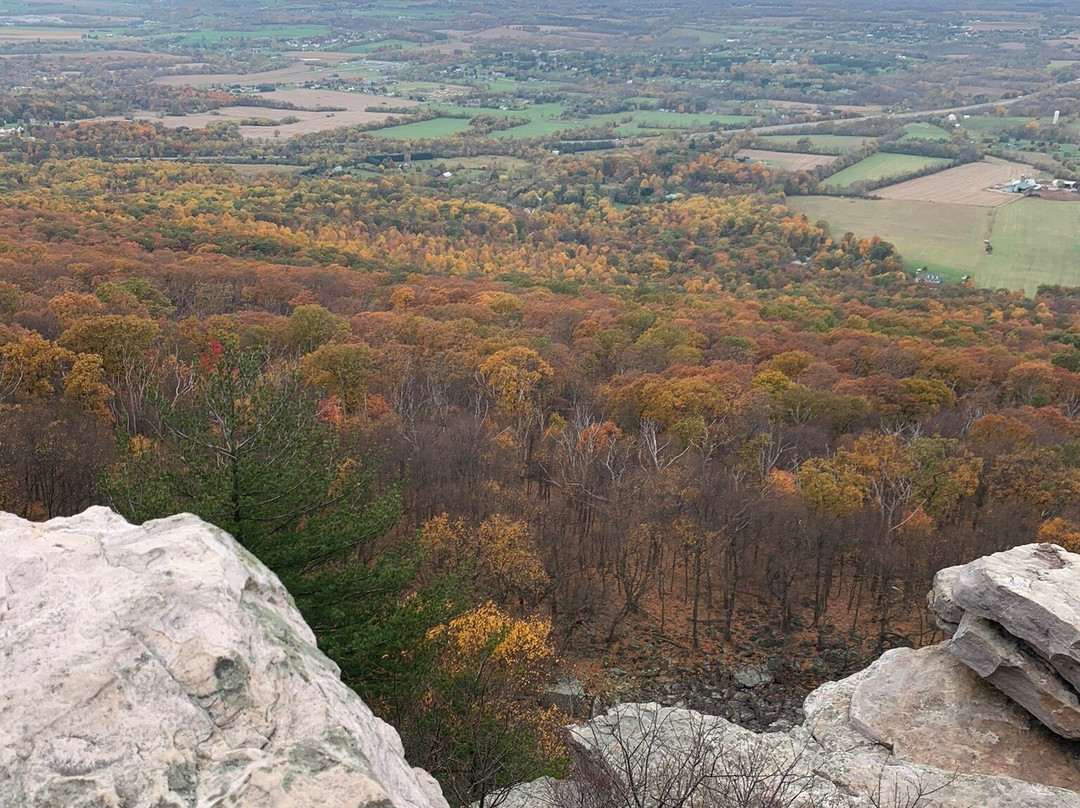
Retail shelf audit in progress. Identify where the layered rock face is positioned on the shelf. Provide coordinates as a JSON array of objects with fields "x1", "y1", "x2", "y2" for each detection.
[
  {"x1": 499, "y1": 543, "x2": 1080, "y2": 808},
  {"x1": 528, "y1": 646, "x2": 1079, "y2": 808},
  {"x1": 0, "y1": 507, "x2": 448, "y2": 808},
  {"x1": 930, "y1": 542, "x2": 1080, "y2": 740}
]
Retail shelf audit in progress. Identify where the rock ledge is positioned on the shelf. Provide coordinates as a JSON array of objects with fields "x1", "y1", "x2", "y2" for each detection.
[
  {"x1": 930, "y1": 542, "x2": 1080, "y2": 739},
  {"x1": 496, "y1": 543, "x2": 1080, "y2": 808},
  {"x1": 0, "y1": 507, "x2": 448, "y2": 808}
]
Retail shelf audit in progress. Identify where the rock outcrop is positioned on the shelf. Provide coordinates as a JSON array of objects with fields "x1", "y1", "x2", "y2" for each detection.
[
  {"x1": 497, "y1": 543, "x2": 1080, "y2": 808},
  {"x1": 603, "y1": 648, "x2": 1077, "y2": 806},
  {"x1": 0, "y1": 507, "x2": 448, "y2": 808},
  {"x1": 842, "y1": 644, "x2": 1080, "y2": 792},
  {"x1": 930, "y1": 542, "x2": 1080, "y2": 739},
  {"x1": 501, "y1": 645, "x2": 1080, "y2": 808},
  {"x1": 7, "y1": 511, "x2": 1080, "y2": 808}
]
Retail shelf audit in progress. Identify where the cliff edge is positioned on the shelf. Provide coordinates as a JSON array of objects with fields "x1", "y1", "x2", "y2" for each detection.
[
  {"x1": 497, "y1": 543, "x2": 1080, "y2": 808},
  {"x1": 0, "y1": 507, "x2": 449, "y2": 808}
]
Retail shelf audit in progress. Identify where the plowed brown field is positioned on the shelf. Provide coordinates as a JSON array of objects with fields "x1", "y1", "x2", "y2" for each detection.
[
  {"x1": 736, "y1": 148, "x2": 837, "y2": 171},
  {"x1": 875, "y1": 157, "x2": 1041, "y2": 206}
]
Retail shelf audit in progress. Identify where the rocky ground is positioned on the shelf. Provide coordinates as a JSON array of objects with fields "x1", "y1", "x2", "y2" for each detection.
[
  {"x1": 570, "y1": 625, "x2": 887, "y2": 733},
  {"x1": 530, "y1": 543, "x2": 1080, "y2": 808}
]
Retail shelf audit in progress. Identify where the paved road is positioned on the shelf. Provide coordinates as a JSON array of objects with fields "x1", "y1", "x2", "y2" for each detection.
[{"x1": 736, "y1": 77, "x2": 1080, "y2": 136}]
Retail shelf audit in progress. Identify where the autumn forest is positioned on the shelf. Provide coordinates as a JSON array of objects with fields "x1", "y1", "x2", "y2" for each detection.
[
  {"x1": 3, "y1": 139, "x2": 1080, "y2": 800},
  {"x1": 4, "y1": 0, "x2": 1080, "y2": 799}
]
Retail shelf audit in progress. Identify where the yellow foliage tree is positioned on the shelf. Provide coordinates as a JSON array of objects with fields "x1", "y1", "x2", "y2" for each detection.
[
  {"x1": 480, "y1": 346, "x2": 553, "y2": 419},
  {"x1": 64, "y1": 353, "x2": 114, "y2": 421},
  {"x1": 299, "y1": 341, "x2": 372, "y2": 418},
  {"x1": 798, "y1": 454, "x2": 867, "y2": 517},
  {"x1": 48, "y1": 292, "x2": 104, "y2": 328},
  {"x1": 480, "y1": 347, "x2": 554, "y2": 482},
  {"x1": 429, "y1": 602, "x2": 556, "y2": 691},
  {"x1": 1038, "y1": 518, "x2": 1080, "y2": 553},
  {"x1": 751, "y1": 368, "x2": 794, "y2": 397},
  {"x1": 1, "y1": 333, "x2": 74, "y2": 399},
  {"x1": 423, "y1": 602, "x2": 566, "y2": 807},
  {"x1": 421, "y1": 513, "x2": 550, "y2": 611},
  {"x1": 477, "y1": 514, "x2": 551, "y2": 609}
]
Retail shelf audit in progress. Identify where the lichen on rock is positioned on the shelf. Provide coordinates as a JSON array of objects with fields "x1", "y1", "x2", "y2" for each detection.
[{"x1": 0, "y1": 507, "x2": 448, "y2": 808}]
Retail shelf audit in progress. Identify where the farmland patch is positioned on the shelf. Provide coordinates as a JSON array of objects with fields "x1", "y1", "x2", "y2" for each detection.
[
  {"x1": 736, "y1": 148, "x2": 837, "y2": 171},
  {"x1": 874, "y1": 157, "x2": 1041, "y2": 206},
  {"x1": 823, "y1": 153, "x2": 952, "y2": 190}
]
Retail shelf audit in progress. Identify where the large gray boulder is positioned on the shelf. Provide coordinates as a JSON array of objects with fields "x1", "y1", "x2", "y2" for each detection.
[
  {"x1": 497, "y1": 645, "x2": 1080, "y2": 808},
  {"x1": 804, "y1": 647, "x2": 1080, "y2": 806},
  {"x1": 493, "y1": 542, "x2": 1080, "y2": 808},
  {"x1": 931, "y1": 542, "x2": 1080, "y2": 739},
  {"x1": 0, "y1": 507, "x2": 448, "y2": 808},
  {"x1": 951, "y1": 612, "x2": 1080, "y2": 739},
  {"x1": 846, "y1": 644, "x2": 1080, "y2": 791}
]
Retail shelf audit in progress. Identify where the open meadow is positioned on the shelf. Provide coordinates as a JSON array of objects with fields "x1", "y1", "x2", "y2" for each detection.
[
  {"x1": 112, "y1": 89, "x2": 416, "y2": 139},
  {"x1": 791, "y1": 196, "x2": 1080, "y2": 292},
  {"x1": 736, "y1": 148, "x2": 837, "y2": 171},
  {"x1": 874, "y1": 156, "x2": 1039, "y2": 206},
  {"x1": 0, "y1": 26, "x2": 86, "y2": 41},
  {"x1": 628, "y1": 110, "x2": 753, "y2": 129},
  {"x1": 901, "y1": 122, "x2": 952, "y2": 141},
  {"x1": 822, "y1": 153, "x2": 953, "y2": 190},
  {"x1": 758, "y1": 134, "x2": 876, "y2": 154},
  {"x1": 152, "y1": 55, "x2": 377, "y2": 89},
  {"x1": 984, "y1": 200, "x2": 1080, "y2": 290},
  {"x1": 762, "y1": 99, "x2": 881, "y2": 115},
  {"x1": 156, "y1": 25, "x2": 330, "y2": 46},
  {"x1": 791, "y1": 197, "x2": 992, "y2": 282},
  {"x1": 371, "y1": 116, "x2": 472, "y2": 139},
  {"x1": 961, "y1": 115, "x2": 1039, "y2": 135}
]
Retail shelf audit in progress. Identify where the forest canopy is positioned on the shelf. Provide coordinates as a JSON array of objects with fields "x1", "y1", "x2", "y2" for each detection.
[{"x1": 3, "y1": 136, "x2": 1080, "y2": 804}]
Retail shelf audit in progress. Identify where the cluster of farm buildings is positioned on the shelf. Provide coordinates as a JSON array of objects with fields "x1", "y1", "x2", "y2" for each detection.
[{"x1": 994, "y1": 174, "x2": 1078, "y2": 195}]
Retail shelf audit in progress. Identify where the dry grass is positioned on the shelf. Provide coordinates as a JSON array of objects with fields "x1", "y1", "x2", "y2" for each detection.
[
  {"x1": 0, "y1": 27, "x2": 86, "y2": 41},
  {"x1": 468, "y1": 25, "x2": 614, "y2": 44},
  {"x1": 763, "y1": 99, "x2": 881, "y2": 115},
  {"x1": 155, "y1": 62, "x2": 346, "y2": 88},
  {"x1": 112, "y1": 89, "x2": 417, "y2": 140},
  {"x1": 153, "y1": 53, "x2": 376, "y2": 89},
  {"x1": 736, "y1": 148, "x2": 837, "y2": 171},
  {"x1": 0, "y1": 49, "x2": 181, "y2": 61},
  {"x1": 875, "y1": 157, "x2": 1041, "y2": 206},
  {"x1": 226, "y1": 163, "x2": 307, "y2": 177},
  {"x1": 968, "y1": 21, "x2": 1040, "y2": 31}
]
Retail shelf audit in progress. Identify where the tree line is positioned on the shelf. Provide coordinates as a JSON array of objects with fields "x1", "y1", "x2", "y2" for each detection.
[{"x1": 3, "y1": 148, "x2": 1080, "y2": 803}]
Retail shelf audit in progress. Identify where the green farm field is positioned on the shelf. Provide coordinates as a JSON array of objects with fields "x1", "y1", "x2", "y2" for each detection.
[
  {"x1": 823, "y1": 153, "x2": 952, "y2": 190},
  {"x1": 758, "y1": 134, "x2": 875, "y2": 154},
  {"x1": 160, "y1": 25, "x2": 330, "y2": 44},
  {"x1": 487, "y1": 111, "x2": 605, "y2": 139},
  {"x1": 424, "y1": 103, "x2": 578, "y2": 139},
  {"x1": 452, "y1": 104, "x2": 741, "y2": 140},
  {"x1": 984, "y1": 200, "x2": 1080, "y2": 290},
  {"x1": 902, "y1": 122, "x2": 952, "y2": 141},
  {"x1": 338, "y1": 39, "x2": 418, "y2": 53},
  {"x1": 374, "y1": 117, "x2": 473, "y2": 139},
  {"x1": 627, "y1": 110, "x2": 753, "y2": 129},
  {"x1": 960, "y1": 115, "x2": 1039, "y2": 134},
  {"x1": 790, "y1": 196, "x2": 1080, "y2": 292},
  {"x1": 341, "y1": 0, "x2": 457, "y2": 20},
  {"x1": 664, "y1": 27, "x2": 732, "y2": 45},
  {"x1": 346, "y1": 100, "x2": 756, "y2": 143}
]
